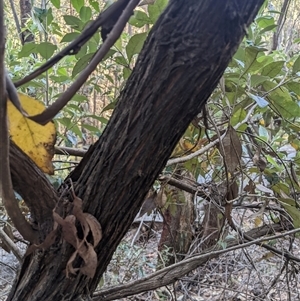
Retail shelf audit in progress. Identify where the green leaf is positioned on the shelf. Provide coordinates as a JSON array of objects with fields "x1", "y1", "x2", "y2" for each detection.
[
  {"x1": 89, "y1": 0, "x2": 100, "y2": 12},
  {"x1": 230, "y1": 108, "x2": 247, "y2": 127},
  {"x1": 57, "y1": 117, "x2": 72, "y2": 128},
  {"x1": 126, "y1": 32, "x2": 148, "y2": 62},
  {"x1": 281, "y1": 199, "x2": 300, "y2": 229},
  {"x1": 244, "y1": 46, "x2": 264, "y2": 73},
  {"x1": 115, "y1": 55, "x2": 128, "y2": 66},
  {"x1": 101, "y1": 102, "x2": 116, "y2": 113},
  {"x1": 51, "y1": 0, "x2": 60, "y2": 9},
  {"x1": 250, "y1": 74, "x2": 269, "y2": 87},
  {"x1": 71, "y1": 0, "x2": 84, "y2": 13},
  {"x1": 259, "y1": 24, "x2": 277, "y2": 35},
  {"x1": 248, "y1": 93, "x2": 269, "y2": 108},
  {"x1": 60, "y1": 32, "x2": 80, "y2": 43},
  {"x1": 80, "y1": 6, "x2": 92, "y2": 23},
  {"x1": 292, "y1": 55, "x2": 300, "y2": 74},
  {"x1": 256, "y1": 16, "x2": 275, "y2": 28},
  {"x1": 261, "y1": 61, "x2": 284, "y2": 77},
  {"x1": 129, "y1": 10, "x2": 151, "y2": 28},
  {"x1": 148, "y1": 0, "x2": 168, "y2": 23},
  {"x1": 72, "y1": 94, "x2": 88, "y2": 102},
  {"x1": 88, "y1": 40, "x2": 98, "y2": 53},
  {"x1": 286, "y1": 82, "x2": 300, "y2": 96},
  {"x1": 123, "y1": 67, "x2": 131, "y2": 79},
  {"x1": 263, "y1": 81, "x2": 300, "y2": 118},
  {"x1": 36, "y1": 42, "x2": 57, "y2": 59},
  {"x1": 18, "y1": 43, "x2": 37, "y2": 58},
  {"x1": 81, "y1": 124, "x2": 101, "y2": 133},
  {"x1": 72, "y1": 53, "x2": 95, "y2": 77},
  {"x1": 71, "y1": 124, "x2": 83, "y2": 138},
  {"x1": 85, "y1": 115, "x2": 108, "y2": 124},
  {"x1": 63, "y1": 15, "x2": 83, "y2": 30},
  {"x1": 103, "y1": 49, "x2": 117, "y2": 61},
  {"x1": 75, "y1": 43, "x2": 88, "y2": 59}
]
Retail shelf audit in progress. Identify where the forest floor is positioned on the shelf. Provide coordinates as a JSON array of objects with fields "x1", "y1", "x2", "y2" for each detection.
[{"x1": 1, "y1": 212, "x2": 300, "y2": 301}]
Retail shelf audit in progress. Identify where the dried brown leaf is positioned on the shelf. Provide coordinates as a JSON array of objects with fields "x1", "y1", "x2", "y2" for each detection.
[
  {"x1": 73, "y1": 196, "x2": 90, "y2": 240},
  {"x1": 84, "y1": 213, "x2": 102, "y2": 247},
  {"x1": 66, "y1": 250, "x2": 79, "y2": 278},
  {"x1": 78, "y1": 242, "x2": 97, "y2": 278},
  {"x1": 244, "y1": 180, "x2": 255, "y2": 193},
  {"x1": 26, "y1": 228, "x2": 58, "y2": 255},
  {"x1": 53, "y1": 212, "x2": 79, "y2": 248},
  {"x1": 220, "y1": 125, "x2": 242, "y2": 173}
]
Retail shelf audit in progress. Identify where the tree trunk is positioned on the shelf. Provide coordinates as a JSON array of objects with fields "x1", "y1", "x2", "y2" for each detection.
[{"x1": 8, "y1": 0, "x2": 264, "y2": 300}]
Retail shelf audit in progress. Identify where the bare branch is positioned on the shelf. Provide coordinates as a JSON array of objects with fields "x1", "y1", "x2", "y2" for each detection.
[
  {"x1": 28, "y1": 0, "x2": 140, "y2": 125},
  {"x1": 0, "y1": 227, "x2": 22, "y2": 262},
  {"x1": 0, "y1": 3, "x2": 38, "y2": 244},
  {"x1": 166, "y1": 104, "x2": 257, "y2": 166},
  {"x1": 7, "y1": 0, "x2": 23, "y2": 44},
  {"x1": 13, "y1": 0, "x2": 137, "y2": 88},
  {"x1": 55, "y1": 146, "x2": 88, "y2": 157}
]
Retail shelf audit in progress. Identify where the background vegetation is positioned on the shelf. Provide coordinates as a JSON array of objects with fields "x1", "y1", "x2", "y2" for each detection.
[{"x1": 1, "y1": 0, "x2": 300, "y2": 300}]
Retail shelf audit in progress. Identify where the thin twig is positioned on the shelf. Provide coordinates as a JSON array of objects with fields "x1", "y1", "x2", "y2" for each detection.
[
  {"x1": 0, "y1": 4, "x2": 38, "y2": 244},
  {"x1": 14, "y1": 0, "x2": 134, "y2": 88},
  {"x1": 0, "y1": 227, "x2": 22, "y2": 262},
  {"x1": 166, "y1": 104, "x2": 257, "y2": 166},
  {"x1": 28, "y1": 0, "x2": 141, "y2": 125}
]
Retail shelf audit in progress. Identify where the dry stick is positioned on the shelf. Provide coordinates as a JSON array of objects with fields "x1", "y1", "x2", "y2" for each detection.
[
  {"x1": 6, "y1": 70, "x2": 27, "y2": 115},
  {"x1": 0, "y1": 3, "x2": 38, "y2": 244},
  {"x1": 28, "y1": 0, "x2": 140, "y2": 125},
  {"x1": 14, "y1": 0, "x2": 133, "y2": 88},
  {"x1": 166, "y1": 104, "x2": 257, "y2": 166},
  {"x1": 8, "y1": 0, "x2": 23, "y2": 44},
  {"x1": 55, "y1": 146, "x2": 88, "y2": 157},
  {"x1": 0, "y1": 227, "x2": 22, "y2": 262},
  {"x1": 271, "y1": 0, "x2": 291, "y2": 51},
  {"x1": 93, "y1": 227, "x2": 300, "y2": 301}
]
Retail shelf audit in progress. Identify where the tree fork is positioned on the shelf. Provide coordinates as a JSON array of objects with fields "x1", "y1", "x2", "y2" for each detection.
[{"x1": 8, "y1": 0, "x2": 264, "y2": 300}]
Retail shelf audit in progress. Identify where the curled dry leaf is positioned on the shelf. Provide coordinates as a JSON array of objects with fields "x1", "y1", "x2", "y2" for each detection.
[
  {"x1": 53, "y1": 212, "x2": 79, "y2": 249},
  {"x1": 66, "y1": 241, "x2": 98, "y2": 279},
  {"x1": 26, "y1": 228, "x2": 58, "y2": 256},
  {"x1": 78, "y1": 242, "x2": 98, "y2": 278},
  {"x1": 72, "y1": 195, "x2": 90, "y2": 239},
  {"x1": 66, "y1": 250, "x2": 80, "y2": 278},
  {"x1": 84, "y1": 213, "x2": 102, "y2": 247},
  {"x1": 220, "y1": 125, "x2": 242, "y2": 174}
]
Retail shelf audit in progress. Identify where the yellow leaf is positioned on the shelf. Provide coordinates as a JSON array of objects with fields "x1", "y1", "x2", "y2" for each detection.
[
  {"x1": 254, "y1": 216, "x2": 263, "y2": 227},
  {"x1": 7, "y1": 93, "x2": 56, "y2": 174}
]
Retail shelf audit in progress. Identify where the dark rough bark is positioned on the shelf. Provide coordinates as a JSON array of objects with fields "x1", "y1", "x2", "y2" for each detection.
[{"x1": 8, "y1": 0, "x2": 265, "y2": 300}]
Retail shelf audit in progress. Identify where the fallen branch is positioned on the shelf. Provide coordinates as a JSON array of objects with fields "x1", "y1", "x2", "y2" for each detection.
[
  {"x1": 0, "y1": 227, "x2": 22, "y2": 262},
  {"x1": 93, "y1": 224, "x2": 299, "y2": 301}
]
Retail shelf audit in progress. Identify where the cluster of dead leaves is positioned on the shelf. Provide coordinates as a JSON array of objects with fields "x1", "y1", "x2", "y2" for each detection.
[{"x1": 27, "y1": 192, "x2": 102, "y2": 279}]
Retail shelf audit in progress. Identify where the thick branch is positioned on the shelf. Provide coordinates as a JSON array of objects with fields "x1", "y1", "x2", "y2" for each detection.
[{"x1": 10, "y1": 142, "x2": 58, "y2": 227}]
